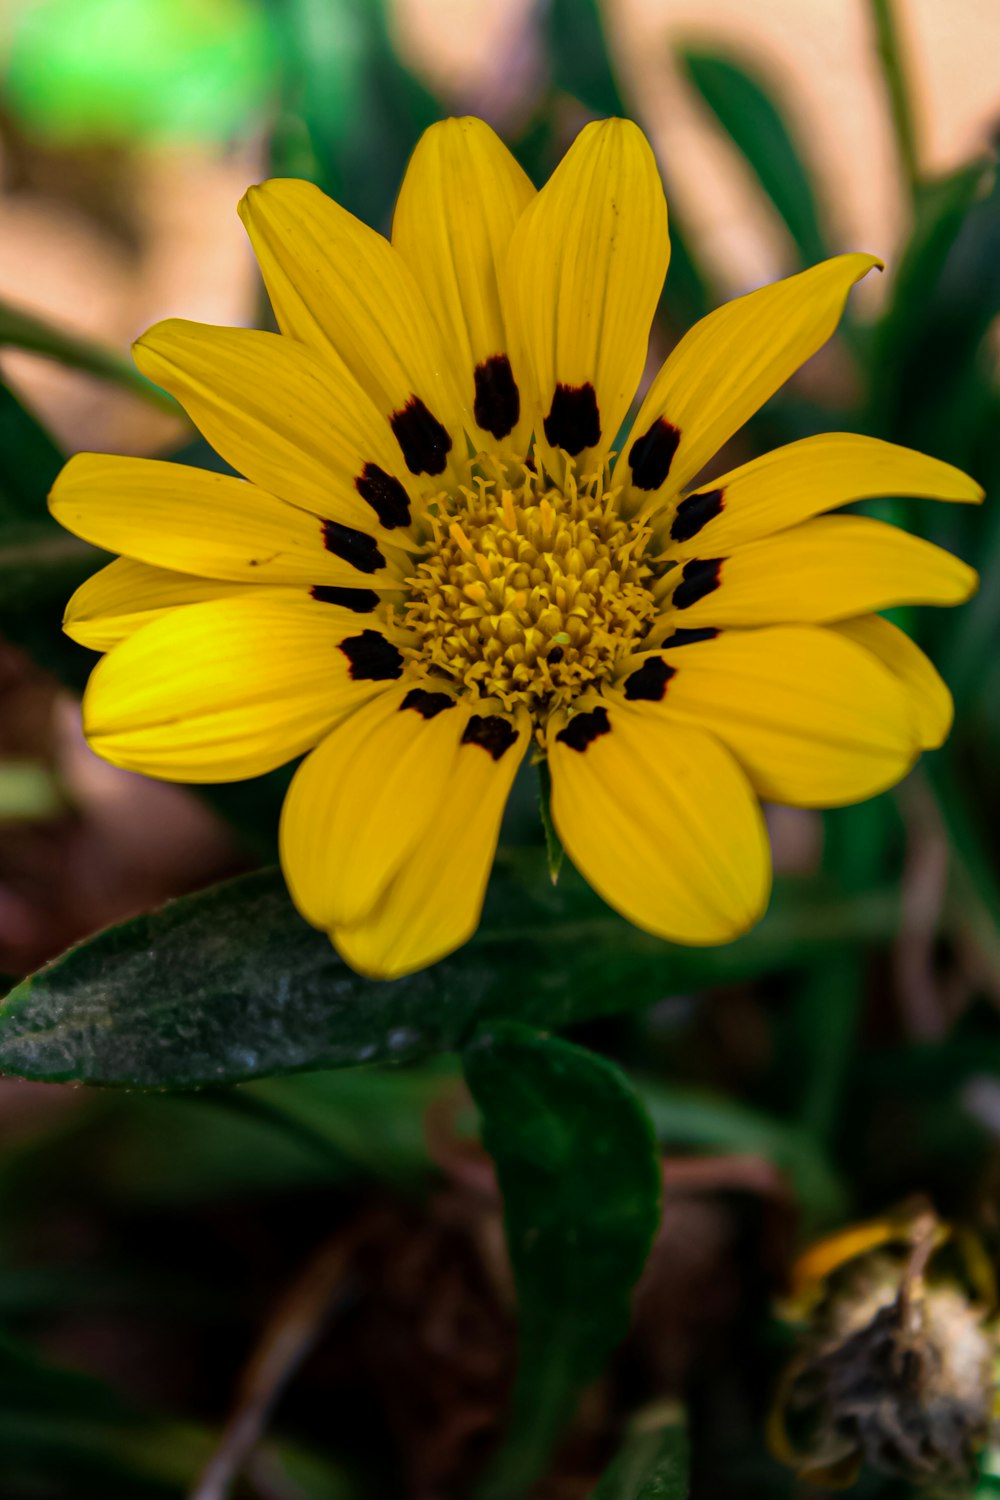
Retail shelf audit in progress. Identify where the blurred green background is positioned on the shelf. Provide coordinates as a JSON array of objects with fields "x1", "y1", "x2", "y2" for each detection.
[{"x1": 0, "y1": 0, "x2": 999, "y2": 1496}]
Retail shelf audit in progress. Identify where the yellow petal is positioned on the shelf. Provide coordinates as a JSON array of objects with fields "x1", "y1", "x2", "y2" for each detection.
[
  {"x1": 64, "y1": 557, "x2": 251, "y2": 650},
  {"x1": 50, "y1": 452, "x2": 407, "y2": 586},
  {"x1": 332, "y1": 708, "x2": 530, "y2": 978},
  {"x1": 833, "y1": 614, "x2": 953, "y2": 750},
  {"x1": 392, "y1": 116, "x2": 536, "y2": 455},
  {"x1": 548, "y1": 701, "x2": 770, "y2": 945},
  {"x1": 83, "y1": 592, "x2": 407, "y2": 782},
  {"x1": 660, "y1": 516, "x2": 977, "y2": 627},
  {"x1": 280, "y1": 682, "x2": 466, "y2": 930},
  {"x1": 239, "y1": 177, "x2": 468, "y2": 481},
  {"x1": 132, "y1": 321, "x2": 420, "y2": 558},
  {"x1": 661, "y1": 433, "x2": 984, "y2": 558},
  {"x1": 504, "y1": 118, "x2": 669, "y2": 476},
  {"x1": 615, "y1": 625, "x2": 920, "y2": 808},
  {"x1": 616, "y1": 254, "x2": 881, "y2": 511}
]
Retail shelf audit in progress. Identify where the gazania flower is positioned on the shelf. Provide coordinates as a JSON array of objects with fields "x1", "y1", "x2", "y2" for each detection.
[
  {"x1": 50, "y1": 117, "x2": 981, "y2": 978},
  {"x1": 770, "y1": 1205, "x2": 999, "y2": 1485}
]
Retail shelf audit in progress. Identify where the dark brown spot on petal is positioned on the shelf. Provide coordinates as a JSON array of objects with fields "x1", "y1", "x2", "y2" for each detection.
[
  {"x1": 629, "y1": 417, "x2": 680, "y2": 491},
  {"x1": 461, "y1": 714, "x2": 519, "y2": 761},
  {"x1": 401, "y1": 687, "x2": 456, "y2": 720},
  {"x1": 543, "y1": 382, "x2": 601, "y2": 456},
  {"x1": 556, "y1": 705, "x2": 611, "y2": 752},
  {"x1": 474, "y1": 354, "x2": 520, "y2": 439},
  {"x1": 670, "y1": 488, "x2": 724, "y2": 543},
  {"x1": 623, "y1": 658, "x2": 676, "y2": 702},
  {"x1": 339, "y1": 631, "x2": 403, "y2": 681},
  {"x1": 659, "y1": 626, "x2": 720, "y2": 649},
  {"x1": 390, "y1": 395, "x2": 452, "y2": 476},
  {"x1": 311, "y1": 585, "x2": 380, "y2": 612},
  {"x1": 672, "y1": 557, "x2": 723, "y2": 610},
  {"x1": 355, "y1": 463, "x2": 411, "y2": 529},
  {"x1": 322, "y1": 520, "x2": 385, "y2": 574},
  {"x1": 547, "y1": 646, "x2": 564, "y2": 664}
]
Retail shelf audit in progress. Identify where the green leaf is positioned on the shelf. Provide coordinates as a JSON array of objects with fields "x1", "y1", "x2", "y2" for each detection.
[
  {"x1": 681, "y1": 50, "x2": 828, "y2": 267},
  {"x1": 0, "y1": 522, "x2": 106, "y2": 611},
  {"x1": 0, "y1": 375, "x2": 102, "y2": 691},
  {"x1": 0, "y1": 860, "x2": 904, "y2": 1088},
  {"x1": 546, "y1": 0, "x2": 625, "y2": 117},
  {"x1": 873, "y1": 158, "x2": 994, "y2": 405},
  {"x1": 0, "y1": 297, "x2": 180, "y2": 414},
  {"x1": 634, "y1": 1080, "x2": 847, "y2": 1230},
  {"x1": 0, "y1": 1332, "x2": 211, "y2": 1496},
  {"x1": 0, "y1": 377, "x2": 64, "y2": 523},
  {"x1": 868, "y1": 0, "x2": 920, "y2": 201},
  {"x1": 6, "y1": 0, "x2": 276, "y2": 146},
  {"x1": 277, "y1": 0, "x2": 440, "y2": 230},
  {"x1": 589, "y1": 1403, "x2": 689, "y2": 1499},
  {"x1": 464, "y1": 1023, "x2": 662, "y2": 1500}
]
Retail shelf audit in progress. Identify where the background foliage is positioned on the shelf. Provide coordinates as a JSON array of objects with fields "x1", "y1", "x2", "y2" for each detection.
[{"x1": 0, "y1": 0, "x2": 998, "y2": 1495}]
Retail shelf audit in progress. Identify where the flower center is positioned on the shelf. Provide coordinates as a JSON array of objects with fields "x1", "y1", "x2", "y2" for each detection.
[{"x1": 400, "y1": 456, "x2": 657, "y2": 720}]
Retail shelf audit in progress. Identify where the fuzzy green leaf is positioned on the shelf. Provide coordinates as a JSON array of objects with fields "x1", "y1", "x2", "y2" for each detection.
[
  {"x1": 465, "y1": 1023, "x2": 662, "y2": 1499},
  {"x1": 589, "y1": 1404, "x2": 689, "y2": 1499},
  {"x1": 0, "y1": 860, "x2": 903, "y2": 1088}
]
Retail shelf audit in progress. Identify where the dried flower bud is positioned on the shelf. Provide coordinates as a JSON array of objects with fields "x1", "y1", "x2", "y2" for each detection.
[{"x1": 770, "y1": 1204, "x2": 999, "y2": 1488}]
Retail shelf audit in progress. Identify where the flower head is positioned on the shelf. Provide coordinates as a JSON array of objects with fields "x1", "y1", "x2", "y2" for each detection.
[
  {"x1": 50, "y1": 116, "x2": 982, "y2": 978},
  {"x1": 770, "y1": 1206, "x2": 1000, "y2": 1487}
]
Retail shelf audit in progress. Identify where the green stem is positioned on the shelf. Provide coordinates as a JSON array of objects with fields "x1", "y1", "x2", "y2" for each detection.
[
  {"x1": 868, "y1": 0, "x2": 921, "y2": 203},
  {"x1": 0, "y1": 299, "x2": 181, "y2": 417}
]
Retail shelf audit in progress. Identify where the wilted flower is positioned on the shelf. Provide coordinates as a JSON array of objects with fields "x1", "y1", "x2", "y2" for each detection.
[
  {"x1": 770, "y1": 1205, "x2": 999, "y2": 1487},
  {"x1": 49, "y1": 117, "x2": 982, "y2": 977}
]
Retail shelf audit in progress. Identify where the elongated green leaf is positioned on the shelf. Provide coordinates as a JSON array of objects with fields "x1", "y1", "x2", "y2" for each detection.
[
  {"x1": 590, "y1": 1403, "x2": 689, "y2": 1499},
  {"x1": 0, "y1": 375, "x2": 101, "y2": 690},
  {"x1": 0, "y1": 522, "x2": 105, "y2": 610},
  {"x1": 0, "y1": 1332, "x2": 356, "y2": 1498},
  {"x1": 0, "y1": 378, "x2": 64, "y2": 523},
  {"x1": 0, "y1": 859, "x2": 903, "y2": 1088},
  {"x1": 0, "y1": 297, "x2": 180, "y2": 413},
  {"x1": 874, "y1": 159, "x2": 994, "y2": 404},
  {"x1": 681, "y1": 50, "x2": 828, "y2": 267},
  {"x1": 868, "y1": 0, "x2": 920, "y2": 201},
  {"x1": 277, "y1": 0, "x2": 440, "y2": 230},
  {"x1": 547, "y1": 0, "x2": 625, "y2": 117},
  {"x1": 464, "y1": 1023, "x2": 661, "y2": 1500},
  {"x1": 635, "y1": 1081, "x2": 846, "y2": 1229}
]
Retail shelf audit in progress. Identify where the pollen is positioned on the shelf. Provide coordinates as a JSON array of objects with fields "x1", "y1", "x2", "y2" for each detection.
[{"x1": 400, "y1": 456, "x2": 658, "y2": 720}]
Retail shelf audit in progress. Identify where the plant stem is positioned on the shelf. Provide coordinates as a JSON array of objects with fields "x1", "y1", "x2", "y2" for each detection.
[{"x1": 0, "y1": 299, "x2": 181, "y2": 417}]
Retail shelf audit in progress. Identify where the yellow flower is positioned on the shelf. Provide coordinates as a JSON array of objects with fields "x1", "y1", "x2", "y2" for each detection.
[{"x1": 49, "y1": 117, "x2": 982, "y2": 979}]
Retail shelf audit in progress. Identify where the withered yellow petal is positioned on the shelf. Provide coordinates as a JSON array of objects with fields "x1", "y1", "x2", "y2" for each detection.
[
  {"x1": 332, "y1": 709, "x2": 530, "y2": 978},
  {"x1": 505, "y1": 117, "x2": 669, "y2": 477},
  {"x1": 662, "y1": 433, "x2": 984, "y2": 558},
  {"x1": 393, "y1": 116, "x2": 535, "y2": 455},
  {"x1": 548, "y1": 703, "x2": 770, "y2": 945},
  {"x1": 660, "y1": 516, "x2": 978, "y2": 627},
  {"x1": 65, "y1": 557, "x2": 251, "y2": 650},
  {"x1": 617, "y1": 254, "x2": 881, "y2": 511},
  {"x1": 83, "y1": 592, "x2": 404, "y2": 782},
  {"x1": 833, "y1": 614, "x2": 953, "y2": 750},
  {"x1": 618, "y1": 625, "x2": 921, "y2": 808}
]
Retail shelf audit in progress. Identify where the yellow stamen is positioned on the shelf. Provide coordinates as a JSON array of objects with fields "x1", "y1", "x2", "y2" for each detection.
[{"x1": 401, "y1": 454, "x2": 657, "y2": 725}]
